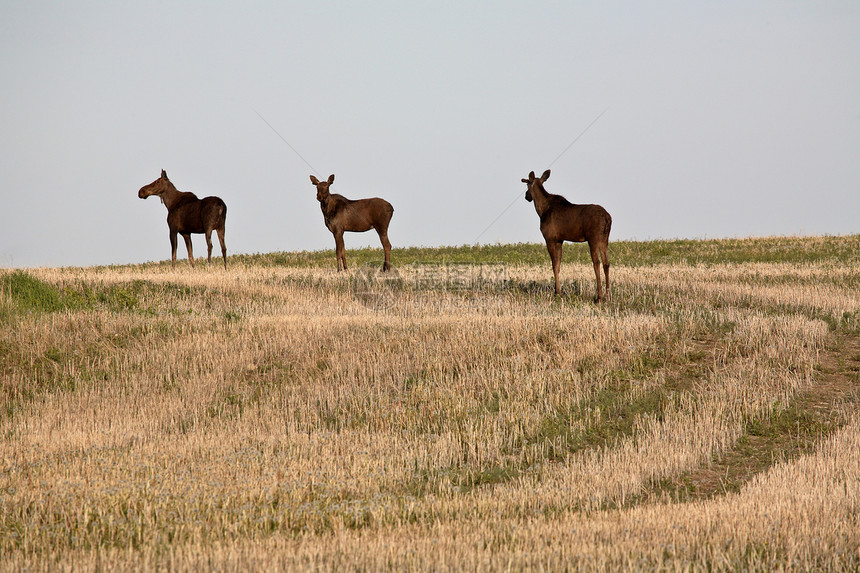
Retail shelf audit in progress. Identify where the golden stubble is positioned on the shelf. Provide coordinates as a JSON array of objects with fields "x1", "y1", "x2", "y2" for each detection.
[{"x1": 1, "y1": 258, "x2": 857, "y2": 571}]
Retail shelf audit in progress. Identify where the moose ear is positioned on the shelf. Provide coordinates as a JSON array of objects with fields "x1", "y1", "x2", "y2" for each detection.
[
  {"x1": 521, "y1": 178, "x2": 530, "y2": 184},
  {"x1": 310, "y1": 175, "x2": 319, "y2": 185},
  {"x1": 541, "y1": 169, "x2": 551, "y2": 181},
  {"x1": 528, "y1": 171, "x2": 536, "y2": 182},
  {"x1": 327, "y1": 174, "x2": 335, "y2": 184},
  {"x1": 161, "y1": 169, "x2": 168, "y2": 178}
]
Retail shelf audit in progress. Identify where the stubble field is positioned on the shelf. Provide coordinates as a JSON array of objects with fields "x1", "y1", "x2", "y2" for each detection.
[{"x1": 1, "y1": 236, "x2": 859, "y2": 571}]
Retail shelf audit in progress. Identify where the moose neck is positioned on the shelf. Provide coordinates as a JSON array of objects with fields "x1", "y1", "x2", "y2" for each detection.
[
  {"x1": 530, "y1": 183, "x2": 553, "y2": 217},
  {"x1": 159, "y1": 181, "x2": 185, "y2": 211},
  {"x1": 319, "y1": 193, "x2": 337, "y2": 215}
]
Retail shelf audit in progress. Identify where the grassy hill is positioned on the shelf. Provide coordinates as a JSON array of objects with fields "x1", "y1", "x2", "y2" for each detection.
[
  {"x1": 2, "y1": 235, "x2": 859, "y2": 571},
  {"x1": 230, "y1": 234, "x2": 860, "y2": 268}
]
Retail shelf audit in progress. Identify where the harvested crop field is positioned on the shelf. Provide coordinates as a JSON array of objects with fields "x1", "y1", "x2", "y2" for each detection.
[{"x1": 2, "y1": 236, "x2": 859, "y2": 571}]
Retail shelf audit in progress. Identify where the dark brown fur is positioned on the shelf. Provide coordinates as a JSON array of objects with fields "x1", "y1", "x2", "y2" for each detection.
[
  {"x1": 138, "y1": 170, "x2": 227, "y2": 269},
  {"x1": 310, "y1": 174, "x2": 394, "y2": 272},
  {"x1": 523, "y1": 169, "x2": 611, "y2": 302}
]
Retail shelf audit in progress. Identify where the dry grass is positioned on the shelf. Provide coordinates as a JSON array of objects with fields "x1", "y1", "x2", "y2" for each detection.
[{"x1": 1, "y1": 236, "x2": 859, "y2": 571}]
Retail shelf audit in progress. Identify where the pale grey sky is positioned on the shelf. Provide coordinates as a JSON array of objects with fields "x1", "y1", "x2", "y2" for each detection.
[{"x1": 1, "y1": 1, "x2": 858, "y2": 267}]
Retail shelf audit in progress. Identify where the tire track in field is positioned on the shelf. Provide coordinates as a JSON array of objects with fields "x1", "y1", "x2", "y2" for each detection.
[{"x1": 632, "y1": 332, "x2": 860, "y2": 506}]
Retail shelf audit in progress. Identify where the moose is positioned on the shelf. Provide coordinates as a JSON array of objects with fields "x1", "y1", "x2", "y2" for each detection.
[
  {"x1": 310, "y1": 174, "x2": 394, "y2": 272},
  {"x1": 138, "y1": 170, "x2": 227, "y2": 269},
  {"x1": 522, "y1": 169, "x2": 612, "y2": 302}
]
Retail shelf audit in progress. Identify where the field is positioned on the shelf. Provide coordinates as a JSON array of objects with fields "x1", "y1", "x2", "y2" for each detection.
[{"x1": 1, "y1": 236, "x2": 859, "y2": 571}]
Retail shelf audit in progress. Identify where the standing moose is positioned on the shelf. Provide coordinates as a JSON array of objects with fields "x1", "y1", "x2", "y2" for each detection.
[
  {"x1": 310, "y1": 174, "x2": 394, "y2": 272},
  {"x1": 523, "y1": 169, "x2": 612, "y2": 302},
  {"x1": 138, "y1": 170, "x2": 227, "y2": 269}
]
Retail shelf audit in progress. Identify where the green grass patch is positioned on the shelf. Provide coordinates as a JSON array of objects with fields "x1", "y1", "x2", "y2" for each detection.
[
  {"x1": 523, "y1": 381, "x2": 670, "y2": 462},
  {"x1": 0, "y1": 271, "x2": 78, "y2": 315},
  {"x1": 0, "y1": 272, "x2": 210, "y2": 318},
  {"x1": 404, "y1": 376, "x2": 672, "y2": 498}
]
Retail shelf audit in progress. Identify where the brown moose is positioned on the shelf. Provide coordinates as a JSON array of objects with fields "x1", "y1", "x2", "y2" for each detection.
[
  {"x1": 310, "y1": 174, "x2": 394, "y2": 272},
  {"x1": 138, "y1": 170, "x2": 227, "y2": 269},
  {"x1": 523, "y1": 169, "x2": 611, "y2": 302}
]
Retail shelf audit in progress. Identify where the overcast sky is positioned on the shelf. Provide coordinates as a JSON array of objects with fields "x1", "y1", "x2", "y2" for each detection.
[{"x1": 1, "y1": 1, "x2": 858, "y2": 268}]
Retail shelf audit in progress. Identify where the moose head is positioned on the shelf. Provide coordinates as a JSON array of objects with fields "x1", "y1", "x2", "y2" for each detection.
[
  {"x1": 522, "y1": 169, "x2": 551, "y2": 203},
  {"x1": 310, "y1": 174, "x2": 336, "y2": 203}
]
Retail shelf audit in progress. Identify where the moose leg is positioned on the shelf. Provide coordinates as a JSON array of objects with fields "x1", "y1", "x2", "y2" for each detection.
[
  {"x1": 205, "y1": 230, "x2": 214, "y2": 266},
  {"x1": 170, "y1": 231, "x2": 179, "y2": 268},
  {"x1": 334, "y1": 232, "x2": 347, "y2": 271},
  {"x1": 546, "y1": 239, "x2": 563, "y2": 295},
  {"x1": 216, "y1": 227, "x2": 227, "y2": 270},
  {"x1": 378, "y1": 230, "x2": 391, "y2": 272},
  {"x1": 182, "y1": 234, "x2": 195, "y2": 268},
  {"x1": 589, "y1": 242, "x2": 603, "y2": 303},
  {"x1": 600, "y1": 242, "x2": 610, "y2": 301}
]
